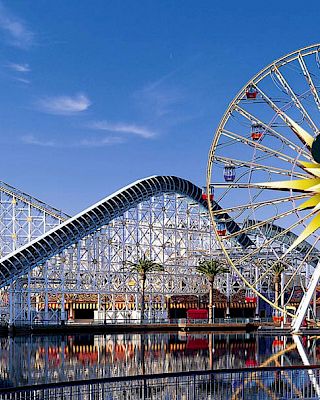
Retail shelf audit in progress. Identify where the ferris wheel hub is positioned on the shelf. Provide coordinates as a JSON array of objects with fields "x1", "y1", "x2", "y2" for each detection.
[{"x1": 311, "y1": 135, "x2": 320, "y2": 163}]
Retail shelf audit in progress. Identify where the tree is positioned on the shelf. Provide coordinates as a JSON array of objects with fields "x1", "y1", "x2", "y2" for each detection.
[
  {"x1": 126, "y1": 254, "x2": 164, "y2": 323},
  {"x1": 272, "y1": 261, "x2": 285, "y2": 309},
  {"x1": 196, "y1": 259, "x2": 229, "y2": 323}
]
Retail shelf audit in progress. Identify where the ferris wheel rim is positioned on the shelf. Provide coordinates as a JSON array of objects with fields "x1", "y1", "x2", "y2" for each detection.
[{"x1": 206, "y1": 43, "x2": 320, "y2": 320}]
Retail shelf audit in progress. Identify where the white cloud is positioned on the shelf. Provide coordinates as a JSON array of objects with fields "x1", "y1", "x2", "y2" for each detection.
[
  {"x1": 79, "y1": 136, "x2": 125, "y2": 147},
  {"x1": 21, "y1": 135, "x2": 55, "y2": 147},
  {"x1": 8, "y1": 62, "x2": 30, "y2": 72},
  {"x1": 0, "y1": 2, "x2": 34, "y2": 48},
  {"x1": 14, "y1": 77, "x2": 30, "y2": 84},
  {"x1": 21, "y1": 134, "x2": 124, "y2": 148},
  {"x1": 90, "y1": 120, "x2": 156, "y2": 139},
  {"x1": 36, "y1": 94, "x2": 91, "y2": 115},
  {"x1": 134, "y1": 83, "x2": 182, "y2": 118}
]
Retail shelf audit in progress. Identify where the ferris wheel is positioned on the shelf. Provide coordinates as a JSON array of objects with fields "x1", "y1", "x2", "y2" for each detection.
[{"x1": 207, "y1": 44, "x2": 320, "y2": 332}]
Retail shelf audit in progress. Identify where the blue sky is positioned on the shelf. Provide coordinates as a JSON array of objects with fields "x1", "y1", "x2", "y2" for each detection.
[{"x1": 0, "y1": 0, "x2": 319, "y2": 214}]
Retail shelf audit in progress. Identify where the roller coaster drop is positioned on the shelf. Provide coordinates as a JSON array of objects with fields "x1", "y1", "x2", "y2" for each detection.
[{"x1": 0, "y1": 174, "x2": 316, "y2": 326}]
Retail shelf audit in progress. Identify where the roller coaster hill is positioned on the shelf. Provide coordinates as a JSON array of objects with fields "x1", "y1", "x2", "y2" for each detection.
[{"x1": 0, "y1": 175, "x2": 315, "y2": 326}]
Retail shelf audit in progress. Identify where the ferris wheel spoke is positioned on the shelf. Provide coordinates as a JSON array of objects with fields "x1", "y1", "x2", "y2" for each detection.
[
  {"x1": 272, "y1": 65, "x2": 319, "y2": 133},
  {"x1": 212, "y1": 194, "x2": 309, "y2": 216},
  {"x1": 255, "y1": 177, "x2": 320, "y2": 192},
  {"x1": 275, "y1": 263, "x2": 307, "y2": 305},
  {"x1": 235, "y1": 208, "x2": 318, "y2": 266},
  {"x1": 221, "y1": 129, "x2": 305, "y2": 166},
  {"x1": 253, "y1": 252, "x2": 304, "y2": 294},
  {"x1": 286, "y1": 213, "x2": 320, "y2": 254},
  {"x1": 212, "y1": 180, "x2": 310, "y2": 193},
  {"x1": 277, "y1": 240, "x2": 320, "y2": 305},
  {"x1": 254, "y1": 84, "x2": 315, "y2": 148},
  {"x1": 298, "y1": 194, "x2": 320, "y2": 210},
  {"x1": 298, "y1": 53, "x2": 320, "y2": 112},
  {"x1": 224, "y1": 207, "x2": 302, "y2": 240},
  {"x1": 299, "y1": 161, "x2": 320, "y2": 178},
  {"x1": 214, "y1": 155, "x2": 309, "y2": 179},
  {"x1": 234, "y1": 105, "x2": 312, "y2": 160}
]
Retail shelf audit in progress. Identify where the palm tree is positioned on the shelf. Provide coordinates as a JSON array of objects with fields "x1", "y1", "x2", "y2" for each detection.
[
  {"x1": 126, "y1": 254, "x2": 164, "y2": 323},
  {"x1": 272, "y1": 261, "x2": 285, "y2": 309},
  {"x1": 196, "y1": 259, "x2": 229, "y2": 323}
]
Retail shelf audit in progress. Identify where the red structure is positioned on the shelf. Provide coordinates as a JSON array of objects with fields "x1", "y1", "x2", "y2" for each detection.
[
  {"x1": 245, "y1": 296, "x2": 257, "y2": 304},
  {"x1": 201, "y1": 193, "x2": 214, "y2": 201},
  {"x1": 186, "y1": 338, "x2": 209, "y2": 350},
  {"x1": 187, "y1": 309, "x2": 208, "y2": 321},
  {"x1": 245, "y1": 359, "x2": 257, "y2": 367}
]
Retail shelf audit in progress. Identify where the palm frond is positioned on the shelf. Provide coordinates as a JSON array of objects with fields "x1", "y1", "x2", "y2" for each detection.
[
  {"x1": 272, "y1": 261, "x2": 285, "y2": 275},
  {"x1": 124, "y1": 255, "x2": 164, "y2": 276},
  {"x1": 195, "y1": 258, "x2": 229, "y2": 280}
]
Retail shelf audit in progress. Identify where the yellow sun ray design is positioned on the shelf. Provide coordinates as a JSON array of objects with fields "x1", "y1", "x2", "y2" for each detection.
[
  {"x1": 281, "y1": 113, "x2": 314, "y2": 148},
  {"x1": 253, "y1": 122, "x2": 320, "y2": 253},
  {"x1": 299, "y1": 194, "x2": 320, "y2": 210}
]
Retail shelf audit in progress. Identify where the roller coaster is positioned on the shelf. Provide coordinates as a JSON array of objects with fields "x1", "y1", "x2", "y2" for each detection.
[{"x1": 0, "y1": 175, "x2": 315, "y2": 325}]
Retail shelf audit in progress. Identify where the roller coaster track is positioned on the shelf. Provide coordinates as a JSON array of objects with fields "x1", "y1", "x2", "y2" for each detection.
[
  {"x1": 0, "y1": 175, "x2": 317, "y2": 289},
  {"x1": 245, "y1": 220, "x2": 320, "y2": 267},
  {"x1": 0, "y1": 176, "x2": 253, "y2": 288},
  {"x1": 0, "y1": 180, "x2": 68, "y2": 221}
]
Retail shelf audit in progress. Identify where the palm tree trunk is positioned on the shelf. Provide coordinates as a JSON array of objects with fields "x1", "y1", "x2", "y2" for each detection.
[
  {"x1": 275, "y1": 275, "x2": 279, "y2": 308},
  {"x1": 209, "y1": 280, "x2": 214, "y2": 323},
  {"x1": 140, "y1": 275, "x2": 146, "y2": 324}
]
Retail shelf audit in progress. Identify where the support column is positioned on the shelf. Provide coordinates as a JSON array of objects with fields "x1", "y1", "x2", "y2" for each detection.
[
  {"x1": 69, "y1": 303, "x2": 74, "y2": 320},
  {"x1": 255, "y1": 263, "x2": 259, "y2": 319},
  {"x1": 8, "y1": 283, "x2": 13, "y2": 327},
  {"x1": 306, "y1": 263, "x2": 311, "y2": 321},
  {"x1": 27, "y1": 271, "x2": 31, "y2": 323},
  {"x1": 225, "y1": 273, "x2": 230, "y2": 318},
  {"x1": 61, "y1": 294, "x2": 65, "y2": 324},
  {"x1": 281, "y1": 272, "x2": 285, "y2": 328},
  {"x1": 44, "y1": 291, "x2": 49, "y2": 323},
  {"x1": 135, "y1": 292, "x2": 139, "y2": 321},
  {"x1": 161, "y1": 295, "x2": 165, "y2": 320},
  {"x1": 112, "y1": 294, "x2": 116, "y2": 321},
  {"x1": 291, "y1": 261, "x2": 320, "y2": 333}
]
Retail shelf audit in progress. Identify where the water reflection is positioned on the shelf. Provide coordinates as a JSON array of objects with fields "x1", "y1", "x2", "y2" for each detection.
[{"x1": 0, "y1": 333, "x2": 319, "y2": 387}]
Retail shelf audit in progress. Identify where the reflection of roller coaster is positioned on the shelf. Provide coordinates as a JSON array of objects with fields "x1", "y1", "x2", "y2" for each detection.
[
  {"x1": 1, "y1": 363, "x2": 320, "y2": 399},
  {"x1": 0, "y1": 333, "x2": 257, "y2": 386},
  {"x1": 0, "y1": 331, "x2": 319, "y2": 397}
]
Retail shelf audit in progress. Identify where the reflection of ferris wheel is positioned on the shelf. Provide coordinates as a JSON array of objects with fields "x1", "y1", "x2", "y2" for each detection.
[{"x1": 207, "y1": 44, "x2": 320, "y2": 332}]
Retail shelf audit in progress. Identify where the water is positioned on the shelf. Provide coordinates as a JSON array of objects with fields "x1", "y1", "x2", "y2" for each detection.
[{"x1": 0, "y1": 332, "x2": 318, "y2": 387}]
